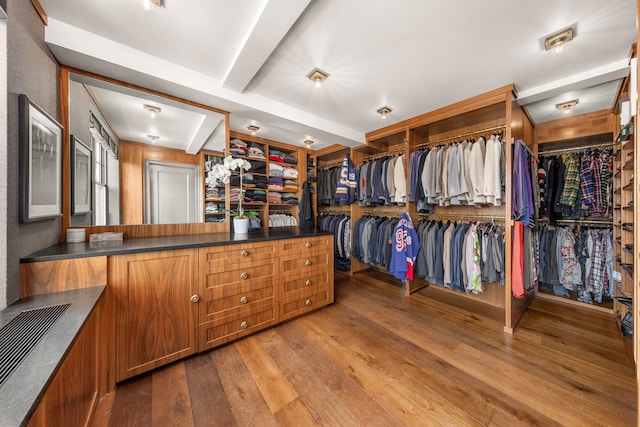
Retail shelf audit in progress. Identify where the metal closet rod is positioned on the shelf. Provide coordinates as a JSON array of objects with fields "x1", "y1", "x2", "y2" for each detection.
[
  {"x1": 317, "y1": 159, "x2": 344, "y2": 170},
  {"x1": 416, "y1": 124, "x2": 506, "y2": 149},
  {"x1": 318, "y1": 210, "x2": 351, "y2": 216},
  {"x1": 538, "y1": 141, "x2": 614, "y2": 156},
  {"x1": 545, "y1": 218, "x2": 614, "y2": 226},
  {"x1": 361, "y1": 210, "x2": 404, "y2": 217},
  {"x1": 418, "y1": 213, "x2": 506, "y2": 221},
  {"x1": 360, "y1": 148, "x2": 406, "y2": 162}
]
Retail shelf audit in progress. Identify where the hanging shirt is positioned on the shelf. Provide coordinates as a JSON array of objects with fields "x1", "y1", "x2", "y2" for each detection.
[
  {"x1": 335, "y1": 153, "x2": 357, "y2": 205},
  {"x1": 390, "y1": 213, "x2": 421, "y2": 280}
]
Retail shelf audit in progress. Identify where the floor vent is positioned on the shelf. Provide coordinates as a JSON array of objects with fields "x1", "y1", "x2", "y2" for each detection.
[{"x1": 0, "y1": 303, "x2": 71, "y2": 388}]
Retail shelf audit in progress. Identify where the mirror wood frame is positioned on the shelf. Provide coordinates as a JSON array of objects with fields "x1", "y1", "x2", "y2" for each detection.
[{"x1": 60, "y1": 66, "x2": 231, "y2": 241}]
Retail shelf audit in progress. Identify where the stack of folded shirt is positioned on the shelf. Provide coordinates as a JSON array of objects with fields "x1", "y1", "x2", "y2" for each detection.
[
  {"x1": 243, "y1": 190, "x2": 257, "y2": 202},
  {"x1": 249, "y1": 160, "x2": 266, "y2": 174},
  {"x1": 283, "y1": 167, "x2": 298, "y2": 178},
  {"x1": 252, "y1": 190, "x2": 266, "y2": 202},
  {"x1": 281, "y1": 192, "x2": 299, "y2": 204},
  {"x1": 269, "y1": 149, "x2": 285, "y2": 163},
  {"x1": 230, "y1": 173, "x2": 253, "y2": 187},
  {"x1": 283, "y1": 179, "x2": 298, "y2": 192},
  {"x1": 284, "y1": 153, "x2": 298, "y2": 164},
  {"x1": 268, "y1": 177, "x2": 284, "y2": 191},
  {"x1": 268, "y1": 192, "x2": 282, "y2": 203},
  {"x1": 307, "y1": 170, "x2": 317, "y2": 181},
  {"x1": 253, "y1": 176, "x2": 268, "y2": 189},
  {"x1": 269, "y1": 163, "x2": 284, "y2": 176},
  {"x1": 230, "y1": 139, "x2": 247, "y2": 156},
  {"x1": 205, "y1": 186, "x2": 224, "y2": 200},
  {"x1": 229, "y1": 188, "x2": 243, "y2": 202},
  {"x1": 205, "y1": 202, "x2": 222, "y2": 213},
  {"x1": 247, "y1": 142, "x2": 266, "y2": 159},
  {"x1": 307, "y1": 158, "x2": 315, "y2": 168}
]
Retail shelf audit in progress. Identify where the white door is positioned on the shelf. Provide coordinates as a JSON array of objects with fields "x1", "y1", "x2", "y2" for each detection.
[{"x1": 144, "y1": 160, "x2": 201, "y2": 224}]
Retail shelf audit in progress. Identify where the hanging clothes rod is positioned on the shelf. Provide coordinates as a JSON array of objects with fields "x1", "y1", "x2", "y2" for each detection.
[
  {"x1": 418, "y1": 213, "x2": 506, "y2": 221},
  {"x1": 362, "y1": 210, "x2": 404, "y2": 217},
  {"x1": 544, "y1": 218, "x2": 614, "y2": 226},
  {"x1": 416, "y1": 124, "x2": 506, "y2": 149},
  {"x1": 537, "y1": 141, "x2": 614, "y2": 156},
  {"x1": 361, "y1": 147, "x2": 405, "y2": 162},
  {"x1": 317, "y1": 159, "x2": 344, "y2": 170},
  {"x1": 318, "y1": 210, "x2": 351, "y2": 216}
]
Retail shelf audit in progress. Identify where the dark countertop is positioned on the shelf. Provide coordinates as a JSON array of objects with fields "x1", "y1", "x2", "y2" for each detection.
[
  {"x1": 21, "y1": 228, "x2": 333, "y2": 263},
  {"x1": 0, "y1": 286, "x2": 105, "y2": 427}
]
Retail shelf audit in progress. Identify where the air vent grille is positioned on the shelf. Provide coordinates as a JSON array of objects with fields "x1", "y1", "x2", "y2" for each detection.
[{"x1": 0, "y1": 304, "x2": 71, "y2": 388}]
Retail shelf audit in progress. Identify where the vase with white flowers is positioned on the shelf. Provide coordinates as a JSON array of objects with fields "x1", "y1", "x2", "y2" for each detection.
[{"x1": 206, "y1": 156, "x2": 257, "y2": 233}]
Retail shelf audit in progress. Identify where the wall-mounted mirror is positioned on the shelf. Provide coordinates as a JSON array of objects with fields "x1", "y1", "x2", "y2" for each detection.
[{"x1": 66, "y1": 71, "x2": 227, "y2": 227}]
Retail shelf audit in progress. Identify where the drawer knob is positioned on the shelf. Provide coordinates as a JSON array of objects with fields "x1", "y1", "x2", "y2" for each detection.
[
  {"x1": 240, "y1": 272, "x2": 248, "y2": 280},
  {"x1": 190, "y1": 294, "x2": 200, "y2": 303},
  {"x1": 305, "y1": 279, "x2": 312, "y2": 286},
  {"x1": 241, "y1": 249, "x2": 249, "y2": 257},
  {"x1": 306, "y1": 242, "x2": 312, "y2": 248},
  {"x1": 305, "y1": 260, "x2": 312, "y2": 266},
  {"x1": 305, "y1": 299, "x2": 312, "y2": 306},
  {"x1": 240, "y1": 321, "x2": 248, "y2": 329},
  {"x1": 240, "y1": 296, "x2": 248, "y2": 304}
]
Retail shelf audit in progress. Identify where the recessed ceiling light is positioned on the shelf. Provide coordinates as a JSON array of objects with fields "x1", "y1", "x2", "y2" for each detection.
[
  {"x1": 377, "y1": 106, "x2": 392, "y2": 120},
  {"x1": 147, "y1": 134, "x2": 160, "y2": 143},
  {"x1": 307, "y1": 68, "x2": 329, "y2": 88},
  {"x1": 544, "y1": 27, "x2": 574, "y2": 54},
  {"x1": 556, "y1": 99, "x2": 578, "y2": 115},
  {"x1": 142, "y1": 0, "x2": 163, "y2": 11},
  {"x1": 143, "y1": 104, "x2": 161, "y2": 118},
  {"x1": 304, "y1": 139, "x2": 315, "y2": 147},
  {"x1": 247, "y1": 125, "x2": 260, "y2": 135}
]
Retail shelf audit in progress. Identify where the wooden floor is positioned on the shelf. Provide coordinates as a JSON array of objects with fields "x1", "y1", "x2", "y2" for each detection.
[{"x1": 91, "y1": 270, "x2": 637, "y2": 426}]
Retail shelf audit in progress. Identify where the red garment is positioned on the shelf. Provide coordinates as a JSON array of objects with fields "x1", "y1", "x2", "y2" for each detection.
[{"x1": 511, "y1": 221, "x2": 525, "y2": 298}]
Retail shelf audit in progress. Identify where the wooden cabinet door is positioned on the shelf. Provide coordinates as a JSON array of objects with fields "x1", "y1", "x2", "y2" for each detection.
[{"x1": 111, "y1": 249, "x2": 198, "y2": 381}]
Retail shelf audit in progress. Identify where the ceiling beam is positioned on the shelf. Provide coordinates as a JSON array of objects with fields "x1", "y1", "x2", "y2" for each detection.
[
  {"x1": 516, "y1": 59, "x2": 630, "y2": 105},
  {"x1": 221, "y1": 0, "x2": 311, "y2": 93},
  {"x1": 186, "y1": 116, "x2": 223, "y2": 155}
]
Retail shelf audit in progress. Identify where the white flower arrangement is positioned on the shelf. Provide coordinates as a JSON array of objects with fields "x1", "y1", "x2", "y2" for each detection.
[{"x1": 206, "y1": 156, "x2": 256, "y2": 218}]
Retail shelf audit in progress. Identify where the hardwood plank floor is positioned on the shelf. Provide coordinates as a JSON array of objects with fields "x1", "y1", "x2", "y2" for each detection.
[{"x1": 91, "y1": 270, "x2": 637, "y2": 426}]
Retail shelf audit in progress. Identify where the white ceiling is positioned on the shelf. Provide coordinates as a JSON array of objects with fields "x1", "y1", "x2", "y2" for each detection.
[{"x1": 39, "y1": 0, "x2": 637, "y2": 152}]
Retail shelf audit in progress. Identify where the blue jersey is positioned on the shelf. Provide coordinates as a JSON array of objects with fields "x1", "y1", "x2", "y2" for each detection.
[
  {"x1": 390, "y1": 213, "x2": 421, "y2": 280},
  {"x1": 335, "y1": 153, "x2": 357, "y2": 204}
]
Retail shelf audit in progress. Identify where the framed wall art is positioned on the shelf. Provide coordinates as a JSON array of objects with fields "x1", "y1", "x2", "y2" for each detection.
[
  {"x1": 19, "y1": 94, "x2": 63, "y2": 222},
  {"x1": 70, "y1": 135, "x2": 92, "y2": 215}
]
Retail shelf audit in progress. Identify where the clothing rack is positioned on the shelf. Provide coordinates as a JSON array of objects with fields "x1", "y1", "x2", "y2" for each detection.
[
  {"x1": 418, "y1": 213, "x2": 506, "y2": 222},
  {"x1": 318, "y1": 209, "x2": 351, "y2": 216},
  {"x1": 416, "y1": 124, "x2": 506, "y2": 149},
  {"x1": 317, "y1": 159, "x2": 343, "y2": 170},
  {"x1": 545, "y1": 218, "x2": 613, "y2": 227},
  {"x1": 361, "y1": 210, "x2": 403, "y2": 217},
  {"x1": 537, "y1": 141, "x2": 614, "y2": 156},
  {"x1": 361, "y1": 148, "x2": 405, "y2": 162}
]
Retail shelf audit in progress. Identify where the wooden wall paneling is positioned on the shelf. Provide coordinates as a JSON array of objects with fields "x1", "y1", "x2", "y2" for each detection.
[
  {"x1": 20, "y1": 257, "x2": 108, "y2": 298},
  {"x1": 535, "y1": 109, "x2": 615, "y2": 144},
  {"x1": 119, "y1": 141, "x2": 144, "y2": 224}
]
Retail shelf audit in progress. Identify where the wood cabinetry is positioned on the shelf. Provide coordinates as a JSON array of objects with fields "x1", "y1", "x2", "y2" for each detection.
[
  {"x1": 26, "y1": 301, "x2": 101, "y2": 427},
  {"x1": 279, "y1": 236, "x2": 334, "y2": 320},
  {"x1": 198, "y1": 241, "x2": 278, "y2": 350},
  {"x1": 108, "y1": 234, "x2": 333, "y2": 380},
  {"x1": 110, "y1": 249, "x2": 199, "y2": 382},
  {"x1": 228, "y1": 131, "x2": 309, "y2": 230}
]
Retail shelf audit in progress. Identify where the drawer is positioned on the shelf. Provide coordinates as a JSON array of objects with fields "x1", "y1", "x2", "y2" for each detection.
[
  {"x1": 280, "y1": 252, "x2": 329, "y2": 274},
  {"x1": 282, "y1": 270, "x2": 329, "y2": 295},
  {"x1": 281, "y1": 288, "x2": 330, "y2": 321},
  {"x1": 199, "y1": 242, "x2": 277, "y2": 271},
  {"x1": 202, "y1": 263, "x2": 275, "y2": 286},
  {"x1": 199, "y1": 300, "x2": 276, "y2": 350},
  {"x1": 200, "y1": 276, "x2": 274, "y2": 320},
  {"x1": 279, "y1": 236, "x2": 332, "y2": 256}
]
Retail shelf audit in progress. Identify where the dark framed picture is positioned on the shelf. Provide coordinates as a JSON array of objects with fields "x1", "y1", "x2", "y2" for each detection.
[
  {"x1": 19, "y1": 94, "x2": 63, "y2": 222},
  {"x1": 71, "y1": 135, "x2": 92, "y2": 215}
]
